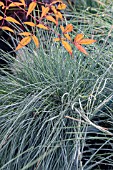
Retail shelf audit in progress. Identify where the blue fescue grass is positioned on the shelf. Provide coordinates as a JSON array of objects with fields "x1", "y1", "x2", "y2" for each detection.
[{"x1": 0, "y1": 1, "x2": 113, "y2": 168}]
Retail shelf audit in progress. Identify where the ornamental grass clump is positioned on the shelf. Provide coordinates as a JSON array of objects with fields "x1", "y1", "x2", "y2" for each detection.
[
  {"x1": 0, "y1": 0, "x2": 113, "y2": 170},
  {"x1": 0, "y1": 39, "x2": 113, "y2": 169}
]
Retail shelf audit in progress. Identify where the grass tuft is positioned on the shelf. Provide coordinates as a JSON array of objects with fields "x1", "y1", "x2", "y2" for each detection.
[{"x1": 0, "y1": 1, "x2": 113, "y2": 169}]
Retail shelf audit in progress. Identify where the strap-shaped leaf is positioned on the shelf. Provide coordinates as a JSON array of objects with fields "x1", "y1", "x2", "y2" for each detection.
[
  {"x1": 54, "y1": 38, "x2": 60, "y2": 41},
  {"x1": 9, "y1": 2, "x2": 23, "y2": 8},
  {"x1": 74, "y1": 42, "x2": 88, "y2": 55},
  {"x1": 0, "y1": 2, "x2": 4, "y2": 6},
  {"x1": 54, "y1": 37, "x2": 66, "y2": 41},
  {"x1": 64, "y1": 34, "x2": 71, "y2": 41},
  {"x1": 51, "y1": 0, "x2": 62, "y2": 5},
  {"x1": 36, "y1": 24, "x2": 49, "y2": 30},
  {"x1": 63, "y1": 24, "x2": 73, "y2": 33},
  {"x1": 27, "y1": 1, "x2": 37, "y2": 16},
  {"x1": 51, "y1": 6, "x2": 57, "y2": 14},
  {"x1": 79, "y1": 39, "x2": 96, "y2": 45},
  {"x1": 24, "y1": 22, "x2": 35, "y2": 27},
  {"x1": 0, "y1": 16, "x2": 3, "y2": 20},
  {"x1": 46, "y1": 16, "x2": 57, "y2": 24},
  {"x1": 5, "y1": 17, "x2": 21, "y2": 25},
  {"x1": 0, "y1": 2, "x2": 4, "y2": 9},
  {"x1": 60, "y1": 25, "x2": 65, "y2": 32},
  {"x1": 1, "y1": 26, "x2": 14, "y2": 33},
  {"x1": 16, "y1": 36, "x2": 31, "y2": 50},
  {"x1": 57, "y1": 3, "x2": 66, "y2": 10},
  {"x1": 62, "y1": 40, "x2": 72, "y2": 55},
  {"x1": 20, "y1": 0, "x2": 26, "y2": 7},
  {"x1": 19, "y1": 32, "x2": 32, "y2": 36},
  {"x1": 74, "y1": 34, "x2": 84, "y2": 43},
  {"x1": 41, "y1": 6, "x2": 49, "y2": 18},
  {"x1": 32, "y1": 35, "x2": 39, "y2": 47},
  {"x1": 55, "y1": 11, "x2": 63, "y2": 20}
]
